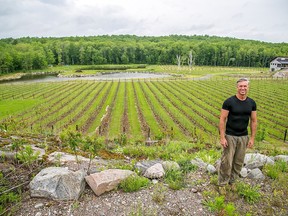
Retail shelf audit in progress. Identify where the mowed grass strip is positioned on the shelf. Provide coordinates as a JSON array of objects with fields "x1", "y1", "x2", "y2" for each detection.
[
  {"x1": 133, "y1": 81, "x2": 162, "y2": 139},
  {"x1": 126, "y1": 82, "x2": 143, "y2": 140},
  {"x1": 108, "y1": 82, "x2": 126, "y2": 139},
  {"x1": 0, "y1": 99, "x2": 41, "y2": 118}
]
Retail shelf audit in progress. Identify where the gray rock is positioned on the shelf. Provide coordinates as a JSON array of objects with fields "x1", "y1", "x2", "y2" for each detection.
[
  {"x1": 0, "y1": 144, "x2": 45, "y2": 161},
  {"x1": 34, "y1": 203, "x2": 44, "y2": 209},
  {"x1": 0, "y1": 162, "x2": 15, "y2": 174},
  {"x1": 244, "y1": 153, "x2": 274, "y2": 169},
  {"x1": 214, "y1": 159, "x2": 221, "y2": 172},
  {"x1": 162, "y1": 161, "x2": 180, "y2": 171},
  {"x1": 134, "y1": 160, "x2": 161, "y2": 174},
  {"x1": 48, "y1": 152, "x2": 90, "y2": 164},
  {"x1": 247, "y1": 168, "x2": 265, "y2": 180},
  {"x1": 85, "y1": 169, "x2": 135, "y2": 196},
  {"x1": 274, "y1": 155, "x2": 288, "y2": 163},
  {"x1": 0, "y1": 150, "x2": 16, "y2": 161},
  {"x1": 152, "y1": 179, "x2": 159, "y2": 184},
  {"x1": 206, "y1": 164, "x2": 217, "y2": 174},
  {"x1": 29, "y1": 145, "x2": 45, "y2": 160},
  {"x1": 30, "y1": 167, "x2": 86, "y2": 200},
  {"x1": 143, "y1": 163, "x2": 165, "y2": 179},
  {"x1": 190, "y1": 158, "x2": 207, "y2": 169},
  {"x1": 240, "y1": 167, "x2": 248, "y2": 178}
]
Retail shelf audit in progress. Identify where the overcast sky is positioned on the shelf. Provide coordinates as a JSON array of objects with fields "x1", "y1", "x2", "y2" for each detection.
[{"x1": 0, "y1": 0, "x2": 287, "y2": 43}]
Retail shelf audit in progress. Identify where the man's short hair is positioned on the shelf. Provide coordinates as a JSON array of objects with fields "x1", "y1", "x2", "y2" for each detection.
[{"x1": 236, "y1": 78, "x2": 249, "y2": 84}]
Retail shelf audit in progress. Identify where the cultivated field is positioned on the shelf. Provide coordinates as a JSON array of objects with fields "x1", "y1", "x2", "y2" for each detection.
[{"x1": 0, "y1": 76, "x2": 287, "y2": 148}]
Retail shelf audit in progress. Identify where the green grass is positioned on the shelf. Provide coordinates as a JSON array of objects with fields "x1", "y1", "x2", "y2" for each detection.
[
  {"x1": 164, "y1": 169, "x2": 185, "y2": 190},
  {"x1": 263, "y1": 159, "x2": 288, "y2": 179},
  {"x1": 0, "y1": 99, "x2": 40, "y2": 118},
  {"x1": 119, "y1": 175, "x2": 150, "y2": 192},
  {"x1": 149, "y1": 65, "x2": 269, "y2": 78}
]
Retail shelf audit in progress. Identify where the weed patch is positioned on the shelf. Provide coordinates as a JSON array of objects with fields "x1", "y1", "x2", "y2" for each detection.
[
  {"x1": 119, "y1": 175, "x2": 150, "y2": 192},
  {"x1": 236, "y1": 182, "x2": 261, "y2": 204}
]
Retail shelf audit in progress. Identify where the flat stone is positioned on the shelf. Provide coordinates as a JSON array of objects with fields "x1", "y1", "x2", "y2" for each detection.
[{"x1": 85, "y1": 169, "x2": 134, "y2": 196}]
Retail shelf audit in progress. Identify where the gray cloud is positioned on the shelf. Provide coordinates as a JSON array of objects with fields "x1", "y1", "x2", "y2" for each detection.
[{"x1": 0, "y1": 0, "x2": 287, "y2": 42}]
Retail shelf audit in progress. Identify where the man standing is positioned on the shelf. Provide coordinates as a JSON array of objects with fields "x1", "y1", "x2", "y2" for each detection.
[{"x1": 218, "y1": 78, "x2": 257, "y2": 188}]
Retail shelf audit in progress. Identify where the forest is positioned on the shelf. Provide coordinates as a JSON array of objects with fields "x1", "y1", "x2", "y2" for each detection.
[{"x1": 0, "y1": 35, "x2": 288, "y2": 74}]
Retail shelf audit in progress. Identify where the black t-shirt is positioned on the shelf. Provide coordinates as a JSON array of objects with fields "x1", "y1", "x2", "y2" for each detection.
[{"x1": 222, "y1": 95, "x2": 256, "y2": 136}]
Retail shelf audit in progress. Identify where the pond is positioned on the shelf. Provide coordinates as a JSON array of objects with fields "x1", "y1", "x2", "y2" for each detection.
[{"x1": 0, "y1": 72, "x2": 172, "y2": 84}]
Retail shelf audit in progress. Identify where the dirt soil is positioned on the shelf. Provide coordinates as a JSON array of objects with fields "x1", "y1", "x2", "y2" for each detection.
[{"x1": 13, "y1": 160, "x2": 213, "y2": 216}]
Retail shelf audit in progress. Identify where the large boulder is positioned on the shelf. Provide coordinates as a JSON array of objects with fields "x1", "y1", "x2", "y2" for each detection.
[
  {"x1": 244, "y1": 153, "x2": 274, "y2": 169},
  {"x1": 30, "y1": 167, "x2": 86, "y2": 200},
  {"x1": 85, "y1": 169, "x2": 135, "y2": 196}
]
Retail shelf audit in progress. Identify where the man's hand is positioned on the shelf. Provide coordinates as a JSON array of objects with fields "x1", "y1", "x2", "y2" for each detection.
[
  {"x1": 220, "y1": 138, "x2": 228, "y2": 148},
  {"x1": 247, "y1": 139, "x2": 254, "y2": 148}
]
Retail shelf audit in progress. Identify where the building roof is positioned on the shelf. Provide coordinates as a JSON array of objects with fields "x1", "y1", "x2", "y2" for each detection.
[{"x1": 271, "y1": 57, "x2": 288, "y2": 64}]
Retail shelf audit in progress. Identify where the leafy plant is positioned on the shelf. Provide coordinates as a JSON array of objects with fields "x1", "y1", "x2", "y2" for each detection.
[
  {"x1": 152, "y1": 183, "x2": 167, "y2": 204},
  {"x1": 256, "y1": 124, "x2": 267, "y2": 143},
  {"x1": 264, "y1": 159, "x2": 288, "y2": 180},
  {"x1": 128, "y1": 202, "x2": 157, "y2": 216},
  {"x1": 119, "y1": 175, "x2": 150, "y2": 192},
  {"x1": 54, "y1": 152, "x2": 62, "y2": 167},
  {"x1": 203, "y1": 195, "x2": 237, "y2": 216},
  {"x1": 62, "y1": 130, "x2": 83, "y2": 166},
  {"x1": 0, "y1": 173, "x2": 21, "y2": 215},
  {"x1": 164, "y1": 169, "x2": 185, "y2": 190},
  {"x1": 17, "y1": 145, "x2": 40, "y2": 168},
  {"x1": 115, "y1": 133, "x2": 128, "y2": 146},
  {"x1": 81, "y1": 135, "x2": 103, "y2": 174},
  {"x1": 177, "y1": 159, "x2": 197, "y2": 174},
  {"x1": 11, "y1": 138, "x2": 27, "y2": 160},
  {"x1": 236, "y1": 182, "x2": 261, "y2": 204}
]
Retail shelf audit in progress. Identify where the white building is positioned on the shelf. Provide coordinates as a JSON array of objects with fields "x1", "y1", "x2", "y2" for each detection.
[{"x1": 270, "y1": 57, "x2": 288, "y2": 72}]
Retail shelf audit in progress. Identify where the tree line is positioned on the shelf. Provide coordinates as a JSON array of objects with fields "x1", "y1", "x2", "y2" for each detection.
[{"x1": 0, "y1": 35, "x2": 287, "y2": 73}]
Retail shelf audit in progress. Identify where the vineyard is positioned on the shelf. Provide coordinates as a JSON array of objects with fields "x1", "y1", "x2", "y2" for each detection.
[{"x1": 0, "y1": 78, "x2": 287, "y2": 146}]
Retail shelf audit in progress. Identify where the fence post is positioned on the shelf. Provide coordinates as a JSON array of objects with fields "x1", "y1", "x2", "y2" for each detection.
[
  {"x1": 284, "y1": 129, "x2": 287, "y2": 142},
  {"x1": 148, "y1": 127, "x2": 151, "y2": 139}
]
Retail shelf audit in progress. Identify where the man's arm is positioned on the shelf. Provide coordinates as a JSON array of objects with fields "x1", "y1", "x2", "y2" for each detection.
[
  {"x1": 248, "y1": 111, "x2": 257, "y2": 148},
  {"x1": 219, "y1": 109, "x2": 229, "y2": 148}
]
